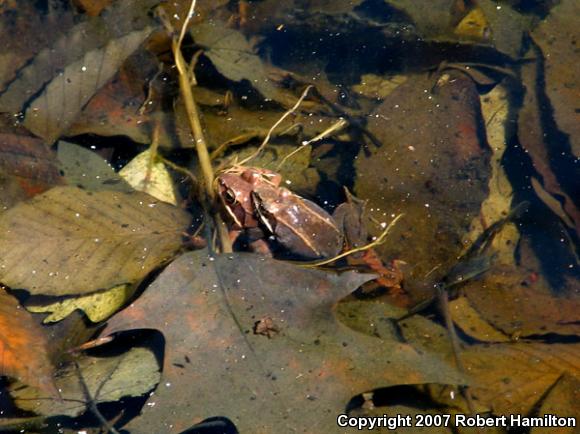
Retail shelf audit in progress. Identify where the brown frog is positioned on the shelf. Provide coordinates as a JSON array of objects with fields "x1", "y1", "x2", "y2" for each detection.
[{"x1": 216, "y1": 166, "x2": 342, "y2": 259}]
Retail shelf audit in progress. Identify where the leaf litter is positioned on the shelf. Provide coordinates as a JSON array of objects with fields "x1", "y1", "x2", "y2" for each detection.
[{"x1": 0, "y1": 0, "x2": 578, "y2": 432}]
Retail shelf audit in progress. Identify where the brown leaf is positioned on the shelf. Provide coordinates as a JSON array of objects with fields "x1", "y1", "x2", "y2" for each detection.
[
  {"x1": 463, "y1": 266, "x2": 580, "y2": 338},
  {"x1": 532, "y1": 0, "x2": 580, "y2": 158},
  {"x1": 0, "y1": 186, "x2": 191, "y2": 295},
  {"x1": 0, "y1": 288, "x2": 57, "y2": 397},
  {"x1": 518, "y1": 53, "x2": 580, "y2": 234},
  {"x1": 463, "y1": 342, "x2": 580, "y2": 415},
  {"x1": 0, "y1": 133, "x2": 63, "y2": 209},
  {"x1": 22, "y1": 27, "x2": 153, "y2": 143},
  {"x1": 355, "y1": 72, "x2": 491, "y2": 288},
  {"x1": 533, "y1": 374, "x2": 580, "y2": 434},
  {"x1": 101, "y1": 251, "x2": 463, "y2": 433}
]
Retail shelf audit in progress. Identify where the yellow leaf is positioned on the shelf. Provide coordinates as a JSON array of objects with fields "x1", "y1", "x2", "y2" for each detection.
[
  {"x1": 454, "y1": 8, "x2": 491, "y2": 40},
  {"x1": 120, "y1": 149, "x2": 178, "y2": 205},
  {"x1": 27, "y1": 284, "x2": 129, "y2": 323}
]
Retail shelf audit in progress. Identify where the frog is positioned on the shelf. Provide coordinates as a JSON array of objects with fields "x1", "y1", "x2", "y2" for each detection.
[{"x1": 216, "y1": 166, "x2": 342, "y2": 259}]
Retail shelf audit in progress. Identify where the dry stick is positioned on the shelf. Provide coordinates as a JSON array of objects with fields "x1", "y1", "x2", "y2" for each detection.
[
  {"x1": 436, "y1": 284, "x2": 478, "y2": 418},
  {"x1": 172, "y1": 0, "x2": 232, "y2": 253}
]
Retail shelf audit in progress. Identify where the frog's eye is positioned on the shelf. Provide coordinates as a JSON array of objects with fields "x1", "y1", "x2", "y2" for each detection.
[{"x1": 224, "y1": 189, "x2": 237, "y2": 204}]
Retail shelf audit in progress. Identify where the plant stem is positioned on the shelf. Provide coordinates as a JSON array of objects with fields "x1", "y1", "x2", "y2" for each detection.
[{"x1": 171, "y1": 0, "x2": 232, "y2": 253}]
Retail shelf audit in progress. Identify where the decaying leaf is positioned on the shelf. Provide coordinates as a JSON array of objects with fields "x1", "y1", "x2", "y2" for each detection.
[
  {"x1": 0, "y1": 133, "x2": 63, "y2": 210},
  {"x1": 102, "y1": 251, "x2": 463, "y2": 433},
  {"x1": 532, "y1": 374, "x2": 580, "y2": 434},
  {"x1": 119, "y1": 149, "x2": 178, "y2": 205},
  {"x1": 11, "y1": 346, "x2": 160, "y2": 417},
  {"x1": 465, "y1": 85, "x2": 519, "y2": 266},
  {"x1": 518, "y1": 46, "x2": 580, "y2": 235},
  {"x1": 26, "y1": 284, "x2": 129, "y2": 323},
  {"x1": 532, "y1": 0, "x2": 580, "y2": 158},
  {"x1": 0, "y1": 186, "x2": 190, "y2": 295},
  {"x1": 449, "y1": 296, "x2": 511, "y2": 343},
  {"x1": 476, "y1": 0, "x2": 529, "y2": 59},
  {"x1": 352, "y1": 74, "x2": 408, "y2": 100},
  {"x1": 57, "y1": 141, "x2": 133, "y2": 192},
  {"x1": 0, "y1": 0, "x2": 159, "y2": 113},
  {"x1": 463, "y1": 343, "x2": 580, "y2": 415},
  {"x1": 355, "y1": 72, "x2": 490, "y2": 287},
  {"x1": 0, "y1": 288, "x2": 57, "y2": 397},
  {"x1": 191, "y1": 21, "x2": 294, "y2": 105},
  {"x1": 23, "y1": 27, "x2": 153, "y2": 143},
  {"x1": 462, "y1": 265, "x2": 580, "y2": 338}
]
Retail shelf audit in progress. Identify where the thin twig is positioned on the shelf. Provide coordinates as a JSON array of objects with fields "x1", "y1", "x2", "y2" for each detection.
[
  {"x1": 159, "y1": 156, "x2": 198, "y2": 185},
  {"x1": 276, "y1": 118, "x2": 348, "y2": 171},
  {"x1": 301, "y1": 214, "x2": 403, "y2": 268},
  {"x1": 436, "y1": 285, "x2": 478, "y2": 418},
  {"x1": 73, "y1": 361, "x2": 120, "y2": 434},
  {"x1": 238, "y1": 85, "x2": 314, "y2": 166}
]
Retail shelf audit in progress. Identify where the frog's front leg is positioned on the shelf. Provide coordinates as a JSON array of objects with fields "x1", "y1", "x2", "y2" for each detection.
[{"x1": 232, "y1": 227, "x2": 274, "y2": 257}]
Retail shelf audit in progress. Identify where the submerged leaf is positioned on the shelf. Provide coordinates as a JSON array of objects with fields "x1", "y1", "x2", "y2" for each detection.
[
  {"x1": 0, "y1": 133, "x2": 63, "y2": 209},
  {"x1": 0, "y1": 288, "x2": 57, "y2": 397},
  {"x1": 11, "y1": 346, "x2": 160, "y2": 417},
  {"x1": 0, "y1": 0, "x2": 158, "y2": 113},
  {"x1": 355, "y1": 72, "x2": 490, "y2": 286},
  {"x1": 23, "y1": 28, "x2": 153, "y2": 143},
  {"x1": 463, "y1": 343, "x2": 580, "y2": 415},
  {"x1": 119, "y1": 149, "x2": 178, "y2": 205},
  {"x1": 532, "y1": 0, "x2": 580, "y2": 158},
  {"x1": 57, "y1": 141, "x2": 132, "y2": 192},
  {"x1": 27, "y1": 284, "x2": 129, "y2": 323},
  {"x1": 102, "y1": 251, "x2": 463, "y2": 433},
  {"x1": 0, "y1": 186, "x2": 190, "y2": 295},
  {"x1": 191, "y1": 21, "x2": 292, "y2": 105}
]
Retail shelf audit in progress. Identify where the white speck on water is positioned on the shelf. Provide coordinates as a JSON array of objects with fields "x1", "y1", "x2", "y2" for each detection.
[
  {"x1": 81, "y1": 66, "x2": 87, "y2": 72},
  {"x1": 75, "y1": 213, "x2": 80, "y2": 217}
]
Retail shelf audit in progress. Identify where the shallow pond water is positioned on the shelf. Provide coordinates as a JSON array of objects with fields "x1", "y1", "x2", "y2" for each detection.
[{"x1": 0, "y1": 1, "x2": 578, "y2": 433}]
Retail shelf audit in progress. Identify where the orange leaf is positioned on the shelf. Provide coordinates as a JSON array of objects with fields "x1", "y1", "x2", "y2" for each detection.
[{"x1": 0, "y1": 288, "x2": 58, "y2": 397}]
